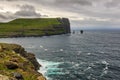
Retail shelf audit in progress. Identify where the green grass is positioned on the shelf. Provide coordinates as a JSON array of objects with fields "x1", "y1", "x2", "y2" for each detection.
[{"x1": 0, "y1": 18, "x2": 65, "y2": 37}]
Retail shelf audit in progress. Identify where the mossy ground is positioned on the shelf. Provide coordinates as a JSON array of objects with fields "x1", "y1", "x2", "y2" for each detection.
[{"x1": 0, "y1": 43, "x2": 45, "y2": 80}]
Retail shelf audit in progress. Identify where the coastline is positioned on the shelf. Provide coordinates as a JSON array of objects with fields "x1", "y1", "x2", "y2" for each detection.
[
  {"x1": 0, "y1": 17, "x2": 71, "y2": 79},
  {"x1": 0, "y1": 18, "x2": 71, "y2": 38},
  {"x1": 0, "y1": 43, "x2": 46, "y2": 80},
  {"x1": 0, "y1": 32, "x2": 68, "y2": 38}
]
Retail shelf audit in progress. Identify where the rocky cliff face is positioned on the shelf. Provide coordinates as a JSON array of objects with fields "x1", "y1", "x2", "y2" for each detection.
[
  {"x1": 0, "y1": 43, "x2": 46, "y2": 80},
  {"x1": 57, "y1": 18, "x2": 71, "y2": 33}
]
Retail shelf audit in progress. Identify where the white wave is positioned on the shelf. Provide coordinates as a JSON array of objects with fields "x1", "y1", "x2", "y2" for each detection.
[
  {"x1": 100, "y1": 60, "x2": 109, "y2": 77},
  {"x1": 60, "y1": 49, "x2": 63, "y2": 51},
  {"x1": 101, "y1": 61, "x2": 109, "y2": 65},
  {"x1": 40, "y1": 45, "x2": 43, "y2": 48},
  {"x1": 84, "y1": 67, "x2": 92, "y2": 71},
  {"x1": 100, "y1": 67, "x2": 108, "y2": 77},
  {"x1": 44, "y1": 49, "x2": 48, "y2": 51},
  {"x1": 87, "y1": 53, "x2": 91, "y2": 55},
  {"x1": 75, "y1": 63, "x2": 79, "y2": 67},
  {"x1": 37, "y1": 58, "x2": 63, "y2": 80}
]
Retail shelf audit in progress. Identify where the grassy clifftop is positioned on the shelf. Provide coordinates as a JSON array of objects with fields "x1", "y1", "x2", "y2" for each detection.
[
  {"x1": 0, "y1": 43, "x2": 46, "y2": 80},
  {"x1": 0, "y1": 18, "x2": 70, "y2": 37}
]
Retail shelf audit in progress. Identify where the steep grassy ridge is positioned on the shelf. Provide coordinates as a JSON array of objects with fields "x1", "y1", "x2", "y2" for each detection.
[{"x1": 0, "y1": 18, "x2": 70, "y2": 37}]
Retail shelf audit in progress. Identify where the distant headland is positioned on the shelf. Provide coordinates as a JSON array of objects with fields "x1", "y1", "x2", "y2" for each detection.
[{"x1": 0, "y1": 18, "x2": 71, "y2": 38}]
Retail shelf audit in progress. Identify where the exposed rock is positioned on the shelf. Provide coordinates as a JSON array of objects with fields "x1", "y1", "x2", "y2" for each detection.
[
  {"x1": 10, "y1": 58, "x2": 19, "y2": 62},
  {"x1": 0, "y1": 45, "x2": 3, "y2": 52},
  {"x1": 0, "y1": 43, "x2": 46, "y2": 80},
  {"x1": 13, "y1": 72, "x2": 24, "y2": 80},
  {"x1": 57, "y1": 18, "x2": 71, "y2": 33},
  {"x1": 12, "y1": 45, "x2": 40, "y2": 70},
  {"x1": 0, "y1": 43, "x2": 40, "y2": 70},
  {"x1": 5, "y1": 61, "x2": 18, "y2": 69},
  {"x1": 0, "y1": 74, "x2": 9, "y2": 80},
  {"x1": 25, "y1": 53, "x2": 41, "y2": 70}
]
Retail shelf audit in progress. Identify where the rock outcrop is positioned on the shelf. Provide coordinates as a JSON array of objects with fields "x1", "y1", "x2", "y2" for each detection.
[
  {"x1": 5, "y1": 61, "x2": 19, "y2": 69},
  {"x1": 0, "y1": 43, "x2": 40, "y2": 70},
  {"x1": 13, "y1": 72, "x2": 24, "y2": 80},
  {"x1": 0, "y1": 43, "x2": 46, "y2": 80},
  {"x1": 57, "y1": 18, "x2": 71, "y2": 33}
]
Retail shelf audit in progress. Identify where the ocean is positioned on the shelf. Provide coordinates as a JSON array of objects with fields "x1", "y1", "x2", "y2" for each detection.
[{"x1": 0, "y1": 30, "x2": 120, "y2": 80}]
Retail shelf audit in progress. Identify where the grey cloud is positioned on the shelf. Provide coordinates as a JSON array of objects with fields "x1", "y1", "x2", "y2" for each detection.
[
  {"x1": 15, "y1": 4, "x2": 40, "y2": 17},
  {"x1": 0, "y1": 14, "x2": 7, "y2": 19},
  {"x1": 54, "y1": 0, "x2": 92, "y2": 6},
  {"x1": 71, "y1": 18, "x2": 120, "y2": 30},
  {"x1": 0, "y1": 7, "x2": 3, "y2": 10},
  {"x1": 4, "y1": 0, "x2": 23, "y2": 1},
  {"x1": 4, "y1": 0, "x2": 17, "y2": 1},
  {"x1": 25, "y1": 0, "x2": 93, "y2": 7},
  {"x1": 0, "y1": 0, "x2": 120, "y2": 29},
  {"x1": 105, "y1": 0, "x2": 120, "y2": 8},
  {"x1": 0, "y1": 12, "x2": 14, "y2": 19},
  {"x1": 55, "y1": 0, "x2": 120, "y2": 22},
  {"x1": 0, "y1": 12, "x2": 15, "y2": 22}
]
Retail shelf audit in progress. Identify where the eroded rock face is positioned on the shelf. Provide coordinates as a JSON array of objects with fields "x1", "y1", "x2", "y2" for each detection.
[
  {"x1": 0, "y1": 43, "x2": 46, "y2": 80},
  {"x1": 13, "y1": 45, "x2": 40, "y2": 70},
  {"x1": 57, "y1": 18, "x2": 71, "y2": 33},
  {"x1": 1, "y1": 43, "x2": 40, "y2": 70},
  {"x1": 5, "y1": 61, "x2": 18, "y2": 69},
  {"x1": 25, "y1": 53, "x2": 41, "y2": 70},
  {"x1": 13, "y1": 72, "x2": 24, "y2": 80}
]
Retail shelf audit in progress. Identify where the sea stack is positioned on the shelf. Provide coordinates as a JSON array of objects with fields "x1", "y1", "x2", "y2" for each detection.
[{"x1": 80, "y1": 30, "x2": 83, "y2": 34}]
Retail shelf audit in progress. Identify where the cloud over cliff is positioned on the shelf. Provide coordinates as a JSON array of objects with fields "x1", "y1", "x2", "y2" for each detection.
[
  {"x1": 0, "y1": 0, "x2": 120, "y2": 29},
  {"x1": 15, "y1": 4, "x2": 40, "y2": 17}
]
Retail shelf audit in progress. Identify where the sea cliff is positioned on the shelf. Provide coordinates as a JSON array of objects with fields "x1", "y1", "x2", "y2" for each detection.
[
  {"x1": 0, "y1": 43, "x2": 46, "y2": 80},
  {"x1": 0, "y1": 18, "x2": 71, "y2": 38}
]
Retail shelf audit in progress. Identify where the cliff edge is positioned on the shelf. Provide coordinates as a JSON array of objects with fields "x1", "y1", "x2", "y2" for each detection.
[
  {"x1": 0, "y1": 18, "x2": 71, "y2": 37},
  {"x1": 0, "y1": 43, "x2": 46, "y2": 80}
]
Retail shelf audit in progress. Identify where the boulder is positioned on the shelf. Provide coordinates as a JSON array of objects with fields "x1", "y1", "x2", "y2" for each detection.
[
  {"x1": 13, "y1": 72, "x2": 24, "y2": 80},
  {"x1": 5, "y1": 61, "x2": 18, "y2": 69}
]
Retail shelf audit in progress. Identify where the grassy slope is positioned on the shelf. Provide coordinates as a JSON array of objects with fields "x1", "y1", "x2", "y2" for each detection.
[
  {"x1": 0, "y1": 43, "x2": 45, "y2": 80},
  {"x1": 0, "y1": 18, "x2": 65, "y2": 37}
]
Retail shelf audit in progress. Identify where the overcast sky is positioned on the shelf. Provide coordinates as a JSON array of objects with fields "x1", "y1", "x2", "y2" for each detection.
[{"x1": 0, "y1": 0, "x2": 120, "y2": 30}]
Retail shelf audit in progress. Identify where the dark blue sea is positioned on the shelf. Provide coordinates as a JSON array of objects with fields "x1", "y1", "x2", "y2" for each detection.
[{"x1": 0, "y1": 31, "x2": 120, "y2": 80}]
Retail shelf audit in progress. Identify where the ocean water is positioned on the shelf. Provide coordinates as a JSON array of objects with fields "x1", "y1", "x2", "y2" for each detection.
[{"x1": 0, "y1": 31, "x2": 120, "y2": 80}]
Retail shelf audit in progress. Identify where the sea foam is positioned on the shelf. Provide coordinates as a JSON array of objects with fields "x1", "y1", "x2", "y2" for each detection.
[{"x1": 37, "y1": 58, "x2": 63, "y2": 80}]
